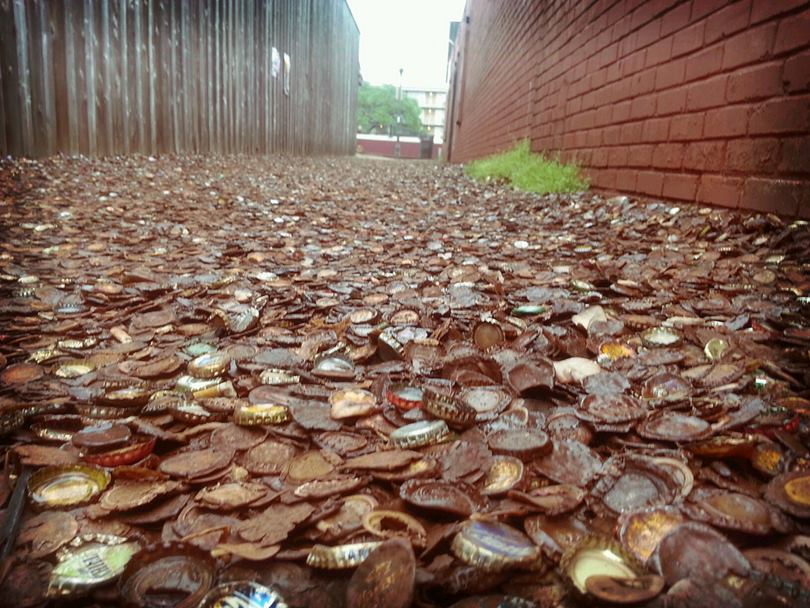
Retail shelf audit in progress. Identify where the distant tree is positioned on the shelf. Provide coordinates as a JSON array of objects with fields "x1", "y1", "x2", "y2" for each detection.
[{"x1": 357, "y1": 84, "x2": 424, "y2": 137}]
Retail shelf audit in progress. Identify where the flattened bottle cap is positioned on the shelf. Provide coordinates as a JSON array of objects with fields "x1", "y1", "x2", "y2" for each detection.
[
  {"x1": 28, "y1": 465, "x2": 111, "y2": 508},
  {"x1": 49, "y1": 535, "x2": 140, "y2": 597},
  {"x1": 472, "y1": 321, "x2": 505, "y2": 351},
  {"x1": 187, "y1": 351, "x2": 231, "y2": 379},
  {"x1": 451, "y1": 520, "x2": 541, "y2": 571},
  {"x1": 487, "y1": 429, "x2": 551, "y2": 460},
  {"x1": 511, "y1": 304, "x2": 547, "y2": 317},
  {"x1": 306, "y1": 541, "x2": 382, "y2": 569},
  {"x1": 585, "y1": 574, "x2": 666, "y2": 604},
  {"x1": 199, "y1": 581, "x2": 288, "y2": 608},
  {"x1": 389, "y1": 420, "x2": 449, "y2": 448},
  {"x1": 345, "y1": 539, "x2": 416, "y2": 608},
  {"x1": 640, "y1": 327, "x2": 682, "y2": 348},
  {"x1": 234, "y1": 402, "x2": 291, "y2": 425}
]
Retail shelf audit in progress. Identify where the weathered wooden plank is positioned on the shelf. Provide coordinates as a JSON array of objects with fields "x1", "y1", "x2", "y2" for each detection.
[{"x1": 0, "y1": 0, "x2": 359, "y2": 158}]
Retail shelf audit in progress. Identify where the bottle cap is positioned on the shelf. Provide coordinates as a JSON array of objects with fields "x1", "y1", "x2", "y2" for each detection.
[
  {"x1": 28, "y1": 465, "x2": 111, "y2": 509},
  {"x1": 49, "y1": 535, "x2": 140, "y2": 597},
  {"x1": 187, "y1": 351, "x2": 231, "y2": 379},
  {"x1": 199, "y1": 581, "x2": 288, "y2": 608},
  {"x1": 234, "y1": 402, "x2": 291, "y2": 425},
  {"x1": 451, "y1": 520, "x2": 541, "y2": 571},
  {"x1": 306, "y1": 541, "x2": 382, "y2": 569},
  {"x1": 389, "y1": 420, "x2": 449, "y2": 448}
]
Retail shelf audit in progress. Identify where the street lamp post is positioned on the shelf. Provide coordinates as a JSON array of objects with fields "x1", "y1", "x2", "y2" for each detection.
[{"x1": 395, "y1": 68, "x2": 403, "y2": 159}]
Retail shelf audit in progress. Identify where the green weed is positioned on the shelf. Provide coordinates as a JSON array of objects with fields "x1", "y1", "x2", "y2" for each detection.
[{"x1": 465, "y1": 140, "x2": 589, "y2": 194}]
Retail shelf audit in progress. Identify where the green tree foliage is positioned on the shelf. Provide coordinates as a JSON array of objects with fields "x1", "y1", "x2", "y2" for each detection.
[{"x1": 357, "y1": 84, "x2": 424, "y2": 136}]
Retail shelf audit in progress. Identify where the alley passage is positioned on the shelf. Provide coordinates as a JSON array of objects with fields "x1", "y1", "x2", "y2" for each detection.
[{"x1": 0, "y1": 155, "x2": 809, "y2": 606}]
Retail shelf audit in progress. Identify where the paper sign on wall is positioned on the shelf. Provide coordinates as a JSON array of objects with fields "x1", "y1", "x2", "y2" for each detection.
[
  {"x1": 283, "y1": 53, "x2": 291, "y2": 96},
  {"x1": 271, "y1": 47, "x2": 280, "y2": 78}
]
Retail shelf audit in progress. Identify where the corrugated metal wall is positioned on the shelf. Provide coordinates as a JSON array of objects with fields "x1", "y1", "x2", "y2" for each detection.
[{"x1": 0, "y1": 0, "x2": 359, "y2": 157}]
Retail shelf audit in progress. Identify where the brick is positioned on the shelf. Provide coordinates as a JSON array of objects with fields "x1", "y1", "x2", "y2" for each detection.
[
  {"x1": 661, "y1": 3, "x2": 691, "y2": 36},
  {"x1": 622, "y1": 50, "x2": 647, "y2": 76},
  {"x1": 748, "y1": 96, "x2": 810, "y2": 134},
  {"x1": 723, "y1": 23, "x2": 777, "y2": 68},
  {"x1": 740, "y1": 177, "x2": 808, "y2": 215},
  {"x1": 613, "y1": 100, "x2": 632, "y2": 122},
  {"x1": 620, "y1": 121, "x2": 644, "y2": 144},
  {"x1": 615, "y1": 168, "x2": 639, "y2": 190},
  {"x1": 692, "y1": 0, "x2": 732, "y2": 21},
  {"x1": 751, "y1": 0, "x2": 808, "y2": 24},
  {"x1": 670, "y1": 113, "x2": 705, "y2": 140},
  {"x1": 785, "y1": 50, "x2": 810, "y2": 92},
  {"x1": 673, "y1": 22, "x2": 705, "y2": 57},
  {"x1": 603, "y1": 125, "x2": 621, "y2": 144},
  {"x1": 653, "y1": 143, "x2": 685, "y2": 168},
  {"x1": 595, "y1": 105, "x2": 613, "y2": 127},
  {"x1": 663, "y1": 173, "x2": 699, "y2": 199},
  {"x1": 685, "y1": 45, "x2": 725, "y2": 81},
  {"x1": 705, "y1": 1, "x2": 752, "y2": 44},
  {"x1": 636, "y1": 170, "x2": 665, "y2": 196},
  {"x1": 657, "y1": 88, "x2": 687, "y2": 114},
  {"x1": 608, "y1": 146, "x2": 630, "y2": 166},
  {"x1": 598, "y1": 168, "x2": 619, "y2": 189},
  {"x1": 655, "y1": 58, "x2": 687, "y2": 89},
  {"x1": 683, "y1": 141, "x2": 726, "y2": 170},
  {"x1": 627, "y1": 144, "x2": 655, "y2": 166},
  {"x1": 591, "y1": 147, "x2": 610, "y2": 167},
  {"x1": 630, "y1": 95, "x2": 657, "y2": 119},
  {"x1": 642, "y1": 117, "x2": 671, "y2": 141},
  {"x1": 773, "y1": 9, "x2": 810, "y2": 54},
  {"x1": 686, "y1": 75, "x2": 729, "y2": 110},
  {"x1": 726, "y1": 61, "x2": 784, "y2": 102},
  {"x1": 779, "y1": 136, "x2": 810, "y2": 173},
  {"x1": 637, "y1": 20, "x2": 663, "y2": 48},
  {"x1": 698, "y1": 174, "x2": 743, "y2": 207},
  {"x1": 703, "y1": 105, "x2": 752, "y2": 137},
  {"x1": 646, "y1": 37, "x2": 674, "y2": 67},
  {"x1": 630, "y1": 69, "x2": 657, "y2": 95},
  {"x1": 726, "y1": 137, "x2": 781, "y2": 172}
]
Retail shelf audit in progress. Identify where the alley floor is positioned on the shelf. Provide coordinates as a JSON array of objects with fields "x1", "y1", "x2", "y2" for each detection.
[{"x1": 0, "y1": 155, "x2": 809, "y2": 607}]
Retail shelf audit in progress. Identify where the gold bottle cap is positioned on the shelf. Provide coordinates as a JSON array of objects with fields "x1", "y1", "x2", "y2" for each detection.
[
  {"x1": 234, "y1": 402, "x2": 291, "y2": 426},
  {"x1": 28, "y1": 465, "x2": 111, "y2": 509},
  {"x1": 389, "y1": 420, "x2": 449, "y2": 448},
  {"x1": 187, "y1": 351, "x2": 231, "y2": 379},
  {"x1": 175, "y1": 374, "x2": 220, "y2": 393},
  {"x1": 306, "y1": 541, "x2": 382, "y2": 569}
]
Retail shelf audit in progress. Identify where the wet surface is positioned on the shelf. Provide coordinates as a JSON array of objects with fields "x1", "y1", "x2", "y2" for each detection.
[{"x1": 0, "y1": 155, "x2": 809, "y2": 606}]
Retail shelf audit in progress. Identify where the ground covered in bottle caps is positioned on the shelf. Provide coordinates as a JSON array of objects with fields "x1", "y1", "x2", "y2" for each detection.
[{"x1": 0, "y1": 155, "x2": 809, "y2": 608}]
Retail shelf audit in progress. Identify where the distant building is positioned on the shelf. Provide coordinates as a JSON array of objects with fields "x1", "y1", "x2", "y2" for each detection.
[{"x1": 402, "y1": 86, "x2": 447, "y2": 144}]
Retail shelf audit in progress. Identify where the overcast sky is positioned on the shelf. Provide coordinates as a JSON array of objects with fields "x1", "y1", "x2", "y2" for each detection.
[{"x1": 346, "y1": 0, "x2": 467, "y2": 89}]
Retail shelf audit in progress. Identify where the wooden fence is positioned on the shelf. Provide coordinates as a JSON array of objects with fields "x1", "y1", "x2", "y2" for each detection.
[{"x1": 0, "y1": 0, "x2": 360, "y2": 157}]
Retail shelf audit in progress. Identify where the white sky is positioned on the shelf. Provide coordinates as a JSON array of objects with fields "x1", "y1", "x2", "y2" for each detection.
[{"x1": 346, "y1": 0, "x2": 467, "y2": 89}]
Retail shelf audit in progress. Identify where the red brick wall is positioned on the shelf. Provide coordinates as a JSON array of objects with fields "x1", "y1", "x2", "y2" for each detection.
[{"x1": 445, "y1": 0, "x2": 810, "y2": 217}]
